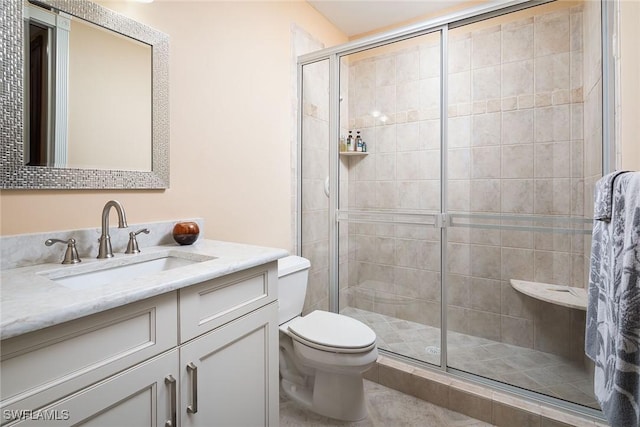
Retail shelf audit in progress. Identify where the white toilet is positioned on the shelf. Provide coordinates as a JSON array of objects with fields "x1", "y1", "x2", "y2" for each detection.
[{"x1": 277, "y1": 255, "x2": 378, "y2": 421}]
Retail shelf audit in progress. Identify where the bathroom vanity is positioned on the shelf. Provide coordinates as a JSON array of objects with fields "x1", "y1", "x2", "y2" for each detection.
[{"x1": 0, "y1": 239, "x2": 287, "y2": 426}]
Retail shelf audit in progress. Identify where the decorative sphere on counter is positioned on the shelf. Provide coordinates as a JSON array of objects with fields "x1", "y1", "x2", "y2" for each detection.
[{"x1": 172, "y1": 221, "x2": 200, "y2": 245}]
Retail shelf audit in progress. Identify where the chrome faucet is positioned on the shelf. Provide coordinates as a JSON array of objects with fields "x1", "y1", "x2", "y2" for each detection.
[{"x1": 97, "y1": 200, "x2": 128, "y2": 259}]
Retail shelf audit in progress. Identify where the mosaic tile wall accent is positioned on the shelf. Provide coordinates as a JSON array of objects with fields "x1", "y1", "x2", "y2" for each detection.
[{"x1": 1, "y1": 0, "x2": 169, "y2": 189}]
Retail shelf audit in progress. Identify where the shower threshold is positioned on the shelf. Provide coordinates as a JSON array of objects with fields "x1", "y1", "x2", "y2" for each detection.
[{"x1": 341, "y1": 307, "x2": 599, "y2": 410}]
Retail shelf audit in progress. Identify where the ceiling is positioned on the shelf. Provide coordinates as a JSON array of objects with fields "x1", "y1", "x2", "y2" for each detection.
[{"x1": 306, "y1": 0, "x2": 470, "y2": 37}]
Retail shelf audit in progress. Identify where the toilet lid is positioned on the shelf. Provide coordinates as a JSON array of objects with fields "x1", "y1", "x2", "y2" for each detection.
[{"x1": 287, "y1": 311, "x2": 376, "y2": 351}]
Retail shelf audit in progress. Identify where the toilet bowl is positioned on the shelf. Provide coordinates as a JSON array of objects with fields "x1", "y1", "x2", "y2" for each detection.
[{"x1": 277, "y1": 256, "x2": 378, "y2": 421}]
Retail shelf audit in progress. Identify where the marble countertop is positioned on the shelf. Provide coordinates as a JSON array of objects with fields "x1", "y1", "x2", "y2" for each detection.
[
  {"x1": 510, "y1": 279, "x2": 587, "y2": 311},
  {"x1": 0, "y1": 239, "x2": 288, "y2": 340}
]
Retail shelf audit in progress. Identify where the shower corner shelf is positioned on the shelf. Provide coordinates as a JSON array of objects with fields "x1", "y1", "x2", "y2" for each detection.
[
  {"x1": 339, "y1": 152, "x2": 368, "y2": 157},
  {"x1": 510, "y1": 279, "x2": 587, "y2": 311}
]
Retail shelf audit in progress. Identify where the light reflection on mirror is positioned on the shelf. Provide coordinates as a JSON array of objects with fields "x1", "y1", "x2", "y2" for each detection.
[{"x1": 24, "y1": 2, "x2": 152, "y2": 171}]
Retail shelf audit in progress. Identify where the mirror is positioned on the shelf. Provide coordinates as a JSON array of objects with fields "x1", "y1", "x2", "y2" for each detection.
[
  {"x1": 25, "y1": 4, "x2": 153, "y2": 171},
  {"x1": 1, "y1": 0, "x2": 169, "y2": 189}
]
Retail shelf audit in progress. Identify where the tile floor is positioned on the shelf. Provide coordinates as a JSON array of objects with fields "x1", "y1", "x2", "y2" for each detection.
[
  {"x1": 341, "y1": 307, "x2": 599, "y2": 410},
  {"x1": 280, "y1": 380, "x2": 493, "y2": 426}
]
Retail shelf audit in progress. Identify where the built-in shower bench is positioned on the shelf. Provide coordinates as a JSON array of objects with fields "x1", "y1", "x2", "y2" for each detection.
[{"x1": 510, "y1": 279, "x2": 587, "y2": 310}]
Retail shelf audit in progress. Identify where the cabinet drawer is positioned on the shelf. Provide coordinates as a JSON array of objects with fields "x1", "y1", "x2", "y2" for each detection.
[
  {"x1": 179, "y1": 262, "x2": 277, "y2": 343},
  {"x1": 0, "y1": 292, "x2": 177, "y2": 415},
  {"x1": 4, "y1": 350, "x2": 179, "y2": 427}
]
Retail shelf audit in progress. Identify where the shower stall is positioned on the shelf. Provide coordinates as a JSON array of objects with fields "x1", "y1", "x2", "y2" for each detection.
[{"x1": 297, "y1": 0, "x2": 609, "y2": 416}]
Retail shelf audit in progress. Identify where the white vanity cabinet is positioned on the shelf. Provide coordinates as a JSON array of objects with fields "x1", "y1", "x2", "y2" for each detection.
[
  {"x1": 177, "y1": 262, "x2": 279, "y2": 427},
  {"x1": 0, "y1": 260, "x2": 279, "y2": 427},
  {"x1": 0, "y1": 292, "x2": 178, "y2": 427}
]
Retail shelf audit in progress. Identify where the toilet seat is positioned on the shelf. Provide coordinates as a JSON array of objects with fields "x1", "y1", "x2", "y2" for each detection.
[{"x1": 286, "y1": 311, "x2": 376, "y2": 354}]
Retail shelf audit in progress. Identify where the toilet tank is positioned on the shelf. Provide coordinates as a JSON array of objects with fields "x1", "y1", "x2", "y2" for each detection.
[{"x1": 277, "y1": 256, "x2": 311, "y2": 325}]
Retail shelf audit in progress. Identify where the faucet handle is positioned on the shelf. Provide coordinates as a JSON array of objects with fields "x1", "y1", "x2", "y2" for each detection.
[
  {"x1": 45, "y1": 238, "x2": 82, "y2": 265},
  {"x1": 125, "y1": 228, "x2": 150, "y2": 254}
]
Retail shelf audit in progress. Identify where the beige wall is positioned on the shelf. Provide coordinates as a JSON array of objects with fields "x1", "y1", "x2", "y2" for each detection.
[
  {"x1": 0, "y1": 1, "x2": 346, "y2": 251},
  {"x1": 620, "y1": 0, "x2": 640, "y2": 170}
]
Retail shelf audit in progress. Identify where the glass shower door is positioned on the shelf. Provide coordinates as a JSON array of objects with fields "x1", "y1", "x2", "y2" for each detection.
[
  {"x1": 300, "y1": 58, "x2": 331, "y2": 314},
  {"x1": 445, "y1": 1, "x2": 601, "y2": 409},
  {"x1": 336, "y1": 31, "x2": 444, "y2": 367}
]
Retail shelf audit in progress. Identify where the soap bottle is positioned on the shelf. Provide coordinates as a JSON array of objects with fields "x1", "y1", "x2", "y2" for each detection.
[
  {"x1": 339, "y1": 136, "x2": 346, "y2": 152},
  {"x1": 355, "y1": 131, "x2": 363, "y2": 152},
  {"x1": 347, "y1": 131, "x2": 355, "y2": 152}
]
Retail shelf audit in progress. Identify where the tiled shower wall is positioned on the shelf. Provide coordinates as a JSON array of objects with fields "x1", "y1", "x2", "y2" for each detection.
[
  {"x1": 341, "y1": 30, "x2": 443, "y2": 329},
  {"x1": 341, "y1": 3, "x2": 598, "y2": 361}
]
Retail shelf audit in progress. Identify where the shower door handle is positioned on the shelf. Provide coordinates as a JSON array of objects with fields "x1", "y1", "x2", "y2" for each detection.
[{"x1": 324, "y1": 176, "x2": 330, "y2": 198}]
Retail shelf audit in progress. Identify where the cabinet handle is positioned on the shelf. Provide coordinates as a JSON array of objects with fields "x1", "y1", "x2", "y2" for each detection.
[
  {"x1": 164, "y1": 375, "x2": 177, "y2": 427},
  {"x1": 186, "y1": 362, "x2": 198, "y2": 414}
]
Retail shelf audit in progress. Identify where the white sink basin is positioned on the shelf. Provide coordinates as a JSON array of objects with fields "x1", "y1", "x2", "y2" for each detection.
[{"x1": 49, "y1": 253, "x2": 214, "y2": 290}]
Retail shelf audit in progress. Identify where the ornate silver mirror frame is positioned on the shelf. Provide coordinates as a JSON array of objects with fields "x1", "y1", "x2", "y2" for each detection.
[{"x1": 1, "y1": 0, "x2": 169, "y2": 189}]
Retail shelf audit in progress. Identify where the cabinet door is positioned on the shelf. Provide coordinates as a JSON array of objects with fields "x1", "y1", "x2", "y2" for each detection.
[
  {"x1": 180, "y1": 303, "x2": 279, "y2": 427},
  {"x1": 5, "y1": 350, "x2": 179, "y2": 427}
]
